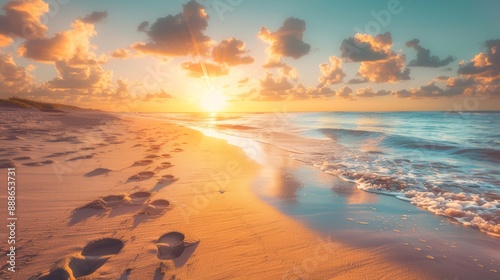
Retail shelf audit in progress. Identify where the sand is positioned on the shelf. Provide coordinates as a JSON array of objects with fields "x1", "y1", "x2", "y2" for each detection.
[{"x1": 0, "y1": 110, "x2": 434, "y2": 279}]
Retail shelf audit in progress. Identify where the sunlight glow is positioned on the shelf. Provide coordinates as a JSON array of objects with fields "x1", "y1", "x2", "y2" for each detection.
[{"x1": 200, "y1": 89, "x2": 227, "y2": 112}]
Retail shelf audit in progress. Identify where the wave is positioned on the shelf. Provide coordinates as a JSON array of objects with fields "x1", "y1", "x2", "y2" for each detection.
[
  {"x1": 319, "y1": 163, "x2": 500, "y2": 237},
  {"x1": 315, "y1": 127, "x2": 500, "y2": 164},
  {"x1": 215, "y1": 124, "x2": 256, "y2": 130},
  {"x1": 452, "y1": 147, "x2": 500, "y2": 164},
  {"x1": 318, "y1": 127, "x2": 385, "y2": 139}
]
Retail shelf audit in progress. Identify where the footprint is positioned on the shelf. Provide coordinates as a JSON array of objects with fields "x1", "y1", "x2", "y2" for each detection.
[
  {"x1": 153, "y1": 263, "x2": 168, "y2": 280},
  {"x1": 155, "y1": 162, "x2": 173, "y2": 171},
  {"x1": 162, "y1": 174, "x2": 176, "y2": 180},
  {"x1": 161, "y1": 154, "x2": 171, "y2": 158},
  {"x1": 148, "y1": 144, "x2": 162, "y2": 151},
  {"x1": 81, "y1": 238, "x2": 124, "y2": 256},
  {"x1": 132, "y1": 159, "x2": 153, "y2": 166},
  {"x1": 171, "y1": 148, "x2": 183, "y2": 153},
  {"x1": 23, "y1": 160, "x2": 54, "y2": 167},
  {"x1": 156, "y1": 232, "x2": 186, "y2": 260},
  {"x1": 37, "y1": 238, "x2": 124, "y2": 279},
  {"x1": 46, "y1": 136, "x2": 82, "y2": 143},
  {"x1": 13, "y1": 156, "x2": 31, "y2": 161},
  {"x1": 44, "y1": 151, "x2": 77, "y2": 158},
  {"x1": 129, "y1": 191, "x2": 152, "y2": 204},
  {"x1": 71, "y1": 191, "x2": 153, "y2": 224},
  {"x1": 66, "y1": 154, "x2": 94, "y2": 162},
  {"x1": 133, "y1": 198, "x2": 170, "y2": 227},
  {"x1": 145, "y1": 154, "x2": 160, "y2": 159},
  {"x1": 120, "y1": 268, "x2": 133, "y2": 279},
  {"x1": 85, "y1": 167, "x2": 112, "y2": 177},
  {"x1": 127, "y1": 171, "x2": 155, "y2": 182},
  {"x1": 0, "y1": 159, "x2": 16, "y2": 168},
  {"x1": 138, "y1": 199, "x2": 170, "y2": 216},
  {"x1": 2, "y1": 135, "x2": 22, "y2": 140},
  {"x1": 151, "y1": 175, "x2": 178, "y2": 192},
  {"x1": 155, "y1": 232, "x2": 199, "y2": 262},
  {"x1": 102, "y1": 194, "x2": 127, "y2": 207},
  {"x1": 70, "y1": 196, "x2": 123, "y2": 224}
]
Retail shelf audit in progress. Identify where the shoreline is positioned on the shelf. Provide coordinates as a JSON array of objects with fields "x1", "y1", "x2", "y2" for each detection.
[
  {"x1": 0, "y1": 110, "x2": 494, "y2": 279},
  {"x1": 186, "y1": 117, "x2": 500, "y2": 279}
]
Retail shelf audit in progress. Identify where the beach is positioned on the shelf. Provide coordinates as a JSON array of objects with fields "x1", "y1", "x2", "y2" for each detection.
[
  {"x1": 0, "y1": 109, "x2": 433, "y2": 279},
  {"x1": 0, "y1": 0, "x2": 499, "y2": 278},
  {"x1": 0, "y1": 109, "x2": 498, "y2": 279}
]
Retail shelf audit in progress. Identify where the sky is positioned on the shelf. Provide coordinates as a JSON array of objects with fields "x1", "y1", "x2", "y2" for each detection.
[{"x1": 0, "y1": 0, "x2": 499, "y2": 112}]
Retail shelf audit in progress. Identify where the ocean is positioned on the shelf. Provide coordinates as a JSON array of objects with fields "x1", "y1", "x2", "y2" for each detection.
[{"x1": 144, "y1": 111, "x2": 500, "y2": 237}]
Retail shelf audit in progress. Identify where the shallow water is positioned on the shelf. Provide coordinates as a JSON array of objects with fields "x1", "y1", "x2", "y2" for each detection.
[
  {"x1": 250, "y1": 143, "x2": 500, "y2": 279},
  {"x1": 154, "y1": 111, "x2": 500, "y2": 237}
]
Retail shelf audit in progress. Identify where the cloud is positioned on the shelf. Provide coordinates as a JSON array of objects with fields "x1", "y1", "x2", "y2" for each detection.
[
  {"x1": 346, "y1": 78, "x2": 368, "y2": 84},
  {"x1": 19, "y1": 19, "x2": 101, "y2": 63},
  {"x1": 212, "y1": 38, "x2": 254, "y2": 66},
  {"x1": 232, "y1": 88, "x2": 257, "y2": 101},
  {"x1": 392, "y1": 89, "x2": 412, "y2": 98},
  {"x1": 257, "y1": 72, "x2": 294, "y2": 100},
  {"x1": 392, "y1": 82, "x2": 465, "y2": 99},
  {"x1": 114, "y1": 79, "x2": 129, "y2": 98},
  {"x1": 137, "y1": 21, "x2": 149, "y2": 32},
  {"x1": 181, "y1": 61, "x2": 228, "y2": 77},
  {"x1": 445, "y1": 77, "x2": 475, "y2": 88},
  {"x1": 277, "y1": 63, "x2": 299, "y2": 80},
  {"x1": 458, "y1": 39, "x2": 500, "y2": 77},
  {"x1": 47, "y1": 60, "x2": 112, "y2": 90},
  {"x1": 355, "y1": 87, "x2": 390, "y2": 98},
  {"x1": 111, "y1": 48, "x2": 131, "y2": 59},
  {"x1": 0, "y1": 52, "x2": 34, "y2": 96},
  {"x1": 113, "y1": 79, "x2": 172, "y2": 102},
  {"x1": 358, "y1": 53, "x2": 410, "y2": 83},
  {"x1": 434, "y1": 75, "x2": 449, "y2": 81},
  {"x1": 18, "y1": 15, "x2": 115, "y2": 98},
  {"x1": 238, "y1": 77, "x2": 249, "y2": 84},
  {"x1": 485, "y1": 39, "x2": 500, "y2": 69},
  {"x1": 259, "y1": 17, "x2": 311, "y2": 66},
  {"x1": 143, "y1": 90, "x2": 173, "y2": 101},
  {"x1": 132, "y1": 0, "x2": 213, "y2": 57},
  {"x1": 318, "y1": 56, "x2": 345, "y2": 87},
  {"x1": 81, "y1": 11, "x2": 108, "y2": 24},
  {"x1": 405, "y1": 39, "x2": 455, "y2": 67},
  {"x1": 440, "y1": 39, "x2": 500, "y2": 98},
  {"x1": 411, "y1": 83, "x2": 460, "y2": 98},
  {"x1": 308, "y1": 85, "x2": 336, "y2": 99},
  {"x1": 340, "y1": 32, "x2": 410, "y2": 83},
  {"x1": 0, "y1": 34, "x2": 12, "y2": 47},
  {"x1": 335, "y1": 86, "x2": 353, "y2": 99},
  {"x1": 0, "y1": 0, "x2": 48, "y2": 46},
  {"x1": 260, "y1": 72, "x2": 293, "y2": 91},
  {"x1": 340, "y1": 32, "x2": 392, "y2": 62}
]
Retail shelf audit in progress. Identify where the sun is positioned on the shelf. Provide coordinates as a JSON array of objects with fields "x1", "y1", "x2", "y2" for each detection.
[{"x1": 200, "y1": 89, "x2": 227, "y2": 112}]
